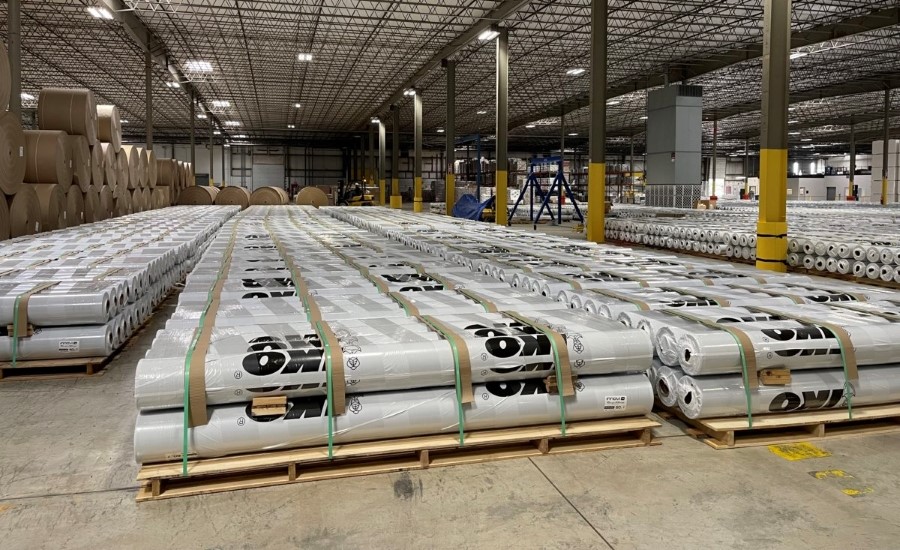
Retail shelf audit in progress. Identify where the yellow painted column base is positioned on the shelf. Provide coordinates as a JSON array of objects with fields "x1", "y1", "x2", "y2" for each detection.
[
  {"x1": 413, "y1": 200, "x2": 423, "y2": 212},
  {"x1": 390, "y1": 195, "x2": 402, "y2": 209},
  {"x1": 495, "y1": 169, "x2": 508, "y2": 226},
  {"x1": 882, "y1": 177, "x2": 889, "y2": 205},
  {"x1": 586, "y1": 162, "x2": 606, "y2": 243},
  {"x1": 445, "y1": 173, "x2": 455, "y2": 216},
  {"x1": 756, "y1": 220, "x2": 788, "y2": 273},
  {"x1": 379, "y1": 179, "x2": 386, "y2": 206},
  {"x1": 414, "y1": 177, "x2": 423, "y2": 212}
]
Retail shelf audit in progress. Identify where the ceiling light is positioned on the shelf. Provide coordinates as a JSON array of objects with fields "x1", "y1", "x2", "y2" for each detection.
[
  {"x1": 293, "y1": 103, "x2": 302, "y2": 108},
  {"x1": 801, "y1": 138, "x2": 812, "y2": 142},
  {"x1": 789, "y1": 120, "x2": 799, "y2": 124},
  {"x1": 525, "y1": 124, "x2": 536, "y2": 129},
  {"x1": 790, "y1": 52, "x2": 808, "y2": 60},
  {"x1": 478, "y1": 28, "x2": 500, "y2": 41},
  {"x1": 87, "y1": 6, "x2": 114, "y2": 19},
  {"x1": 789, "y1": 131, "x2": 801, "y2": 135},
  {"x1": 184, "y1": 60, "x2": 213, "y2": 73},
  {"x1": 404, "y1": 89, "x2": 416, "y2": 97},
  {"x1": 287, "y1": 124, "x2": 295, "y2": 129},
  {"x1": 234, "y1": 134, "x2": 248, "y2": 139},
  {"x1": 224, "y1": 120, "x2": 241, "y2": 127},
  {"x1": 211, "y1": 100, "x2": 230, "y2": 108},
  {"x1": 165, "y1": 81, "x2": 180, "y2": 88},
  {"x1": 371, "y1": 117, "x2": 380, "y2": 124},
  {"x1": 213, "y1": 130, "x2": 221, "y2": 135},
  {"x1": 568, "y1": 132, "x2": 578, "y2": 136},
  {"x1": 224, "y1": 143, "x2": 231, "y2": 148},
  {"x1": 640, "y1": 116, "x2": 648, "y2": 120},
  {"x1": 20, "y1": 92, "x2": 34, "y2": 101},
  {"x1": 566, "y1": 68, "x2": 585, "y2": 76},
  {"x1": 297, "y1": 53, "x2": 313, "y2": 62},
  {"x1": 436, "y1": 128, "x2": 445, "y2": 133},
  {"x1": 120, "y1": 120, "x2": 129, "y2": 124},
  {"x1": 477, "y1": 110, "x2": 487, "y2": 115},
  {"x1": 197, "y1": 113, "x2": 207, "y2": 119},
  {"x1": 606, "y1": 100, "x2": 621, "y2": 105},
  {"x1": 789, "y1": 106, "x2": 797, "y2": 111}
]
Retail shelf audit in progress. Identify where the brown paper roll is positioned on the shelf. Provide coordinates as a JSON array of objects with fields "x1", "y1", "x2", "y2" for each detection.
[
  {"x1": 177, "y1": 185, "x2": 219, "y2": 205},
  {"x1": 0, "y1": 41, "x2": 9, "y2": 112},
  {"x1": 141, "y1": 187, "x2": 151, "y2": 210},
  {"x1": 151, "y1": 187, "x2": 170, "y2": 209},
  {"x1": 250, "y1": 186, "x2": 289, "y2": 205},
  {"x1": 8, "y1": 185, "x2": 42, "y2": 237},
  {"x1": 295, "y1": 186, "x2": 329, "y2": 207},
  {"x1": 23, "y1": 130, "x2": 73, "y2": 187},
  {"x1": 99, "y1": 184, "x2": 114, "y2": 219},
  {"x1": 131, "y1": 188, "x2": 143, "y2": 212},
  {"x1": 83, "y1": 187, "x2": 102, "y2": 222},
  {"x1": 114, "y1": 189, "x2": 132, "y2": 216},
  {"x1": 89, "y1": 143, "x2": 104, "y2": 187},
  {"x1": 156, "y1": 157, "x2": 175, "y2": 186},
  {"x1": 215, "y1": 186, "x2": 251, "y2": 209},
  {"x1": 69, "y1": 135, "x2": 90, "y2": 193},
  {"x1": 96, "y1": 105, "x2": 121, "y2": 152},
  {"x1": 0, "y1": 190, "x2": 10, "y2": 241},
  {"x1": 146, "y1": 149, "x2": 157, "y2": 188},
  {"x1": 31, "y1": 183, "x2": 67, "y2": 231},
  {"x1": 37, "y1": 88, "x2": 98, "y2": 145},
  {"x1": 120, "y1": 145, "x2": 140, "y2": 190},
  {"x1": 0, "y1": 111, "x2": 25, "y2": 195},
  {"x1": 115, "y1": 147, "x2": 129, "y2": 194},
  {"x1": 99, "y1": 143, "x2": 117, "y2": 191},
  {"x1": 136, "y1": 146, "x2": 148, "y2": 188},
  {"x1": 66, "y1": 186, "x2": 85, "y2": 227}
]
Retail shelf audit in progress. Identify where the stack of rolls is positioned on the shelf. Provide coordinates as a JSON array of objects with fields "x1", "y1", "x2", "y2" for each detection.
[
  {"x1": 249, "y1": 186, "x2": 289, "y2": 205},
  {"x1": 0, "y1": 108, "x2": 25, "y2": 240},
  {"x1": 176, "y1": 185, "x2": 219, "y2": 205},
  {"x1": 214, "y1": 186, "x2": 251, "y2": 209}
]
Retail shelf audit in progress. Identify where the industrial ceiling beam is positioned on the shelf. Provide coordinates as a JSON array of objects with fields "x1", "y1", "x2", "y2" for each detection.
[
  {"x1": 369, "y1": 0, "x2": 531, "y2": 122},
  {"x1": 509, "y1": 6, "x2": 900, "y2": 130}
]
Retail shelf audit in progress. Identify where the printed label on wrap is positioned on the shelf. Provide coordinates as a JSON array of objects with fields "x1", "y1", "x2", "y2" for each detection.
[
  {"x1": 604, "y1": 396, "x2": 627, "y2": 410},
  {"x1": 58, "y1": 340, "x2": 80, "y2": 353}
]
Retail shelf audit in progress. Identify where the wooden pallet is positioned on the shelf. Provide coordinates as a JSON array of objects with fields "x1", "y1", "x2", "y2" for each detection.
[
  {"x1": 0, "y1": 355, "x2": 112, "y2": 380},
  {"x1": 656, "y1": 403, "x2": 900, "y2": 449},
  {"x1": 136, "y1": 416, "x2": 660, "y2": 501}
]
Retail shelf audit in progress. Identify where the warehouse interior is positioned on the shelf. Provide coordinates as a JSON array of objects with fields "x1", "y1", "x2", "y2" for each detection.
[{"x1": 2, "y1": 1, "x2": 900, "y2": 549}]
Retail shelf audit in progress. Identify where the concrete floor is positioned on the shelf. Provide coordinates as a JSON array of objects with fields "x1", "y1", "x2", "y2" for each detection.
[{"x1": 3, "y1": 230, "x2": 900, "y2": 549}]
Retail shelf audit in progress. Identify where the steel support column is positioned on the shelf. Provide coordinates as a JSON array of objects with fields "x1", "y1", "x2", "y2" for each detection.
[
  {"x1": 221, "y1": 141, "x2": 226, "y2": 186},
  {"x1": 756, "y1": 0, "x2": 791, "y2": 272},
  {"x1": 190, "y1": 90, "x2": 196, "y2": 181},
  {"x1": 629, "y1": 135, "x2": 635, "y2": 198},
  {"x1": 208, "y1": 113, "x2": 214, "y2": 186},
  {"x1": 378, "y1": 121, "x2": 387, "y2": 205},
  {"x1": 368, "y1": 126, "x2": 375, "y2": 184},
  {"x1": 849, "y1": 118, "x2": 856, "y2": 199},
  {"x1": 390, "y1": 106, "x2": 402, "y2": 208},
  {"x1": 587, "y1": 0, "x2": 608, "y2": 242},
  {"x1": 711, "y1": 117, "x2": 718, "y2": 197},
  {"x1": 495, "y1": 28, "x2": 509, "y2": 226},
  {"x1": 8, "y1": 0, "x2": 21, "y2": 117},
  {"x1": 445, "y1": 60, "x2": 456, "y2": 217},
  {"x1": 145, "y1": 49, "x2": 153, "y2": 150},
  {"x1": 413, "y1": 91, "x2": 423, "y2": 212},
  {"x1": 744, "y1": 138, "x2": 750, "y2": 196},
  {"x1": 882, "y1": 88, "x2": 890, "y2": 205}
]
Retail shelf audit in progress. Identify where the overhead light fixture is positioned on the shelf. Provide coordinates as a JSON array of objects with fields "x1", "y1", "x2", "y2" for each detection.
[
  {"x1": 403, "y1": 89, "x2": 416, "y2": 97},
  {"x1": 477, "y1": 110, "x2": 487, "y2": 115},
  {"x1": 371, "y1": 117, "x2": 380, "y2": 124},
  {"x1": 789, "y1": 106, "x2": 797, "y2": 111},
  {"x1": 801, "y1": 138, "x2": 812, "y2": 142},
  {"x1": 640, "y1": 116, "x2": 648, "y2": 120},
  {"x1": 789, "y1": 120, "x2": 799, "y2": 124},
  {"x1": 197, "y1": 113, "x2": 207, "y2": 119},
  {"x1": 213, "y1": 130, "x2": 221, "y2": 135},
  {"x1": 566, "y1": 68, "x2": 585, "y2": 76},
  {"x1": 478, "y1": 26, "x2": 500, "y2": 41},
  {"x1": 234, "y1": 134, "x2": 248, "y2": 139},
  {"x1": 436, "y1": 128, "x2": 445, "y2": 133},
  {"x1": 120, "y1": 119, "x2": 129, "y2": 124},
  {"x1": 87, "y1": 6, "x2": 114, "y2": 19},
  {"x1": 21, "y1": 92, "x2": 34, "y2": 101},
  {"x1": 297, "y1": 53, "x2": 313, "y2": 62},
  {"x1": 790, "y1": 52, "x2": 808, "y2": 60},
  {"x1": 165, "y1": 81, "x2": 180, "y2": 88},
  {"x1": 287, "y1": 124, "x2": 295, "y2": 129},
  {"x1": 789, "y1": 131, "x2": 801, "y2": 135},
  {"x1": 224, "y1": 143, "x2": 231, "y2": 148},
  {"x1": 525, "y1": 124, "x2": 536, "y2": 129},
  {"x1": 184, "y1": 60, "x2": 213, "y2": 73},
  {"x1": 607, "y1": 100, "x2": 621, "y2": 105},
  {"x1": 568, "y1": 132, "x2": 578, "y2": 136},
  {"x1": 224, "y1": 120, "x2": 241, "y2": 127},
  {"x1": 211, "y1": 100, "x2": 230, "y2": 108},
  {"x1": 293, "y1": 103, "x2": 302, "y2": 108}
]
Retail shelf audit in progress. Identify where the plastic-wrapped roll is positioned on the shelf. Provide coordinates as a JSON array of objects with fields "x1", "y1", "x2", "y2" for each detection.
[
  {"x1": 177, "y1": 185, "x2": 219, "y2": 205},
  {"x1": 37, "y1": 88, "x2": 98, "y2": 145},
  {"x1": 96, "y1": 105, "x2": 121, "y2": 152},
  {"x1": 250, "y1": 186, "x2": 289, "y2": 205},
  {"x1": 0, "y1": 111, "x2": 25, "y2": 195},
  {"x1": 0, "y1": 41, "x2": 8, "y2": 111},
  {"x1": 134, "y1": 374, "x2": 654, "y2": 462},
  {"x1": 115, "y1": 147, "x2": 129, "y2": 192},
  {"x1": 120, "y1": 145, "x2": 141, "y2": 189},
  {"x1": 65, "y1": 187, "x2": 85, "y2": 227},
  {"x1": 0, "y1": 280, "x2": 116, "y2": 325},
  {"x1": 99, "y1": 185, "x2": 114, "y2": 218},
  {"x1": 23, "y1": 130, "x2": 73, "y2": 186},
  {"x1": 654, "y1": 364, "x2": 685, "y2": 407},
  {"x1": 31, "y1": 183, "x2": 68, "y2": 231},
  {"x1": 69, "y1": 135, "x2": 91, "y2": 192},
  {"x1": 215, "y1": 186, "x2": 251, "y2": 209},
  {"x1": 146, "y1": 149, "x2": 157, "y2": 188},
  {"x1": 8, "y1": 186, "x2": 41, "y2": 237},
  {"x1": 0, "y1": 323, "x2": 114, "y2": 361},
  {"x1": 156, "y1": 158, "x2": 175, "y2": 186},
  {"x1": 89, "y1": 143, "x2": 104, "y2": 187},
  {"x1": 99, "y1": 143, "x2": 117, "y2": 191},
  {"x1": 677, "y1": 365, "x2": 900, "y2": 419},
  {"x1": 295, "y1": 186, "x2": 328, "y2": 206}
]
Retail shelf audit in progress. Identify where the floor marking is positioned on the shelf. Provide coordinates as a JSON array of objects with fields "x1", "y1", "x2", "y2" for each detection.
[
  {"x1": 810, "y1": 469, "x2": 853, "y2": 480},
  {"x1": 768, "y1": 442, "x2": 832, "y2": 461},
  {"x1": 841, "y1": 487, "x2": 874, "y2": 498}
]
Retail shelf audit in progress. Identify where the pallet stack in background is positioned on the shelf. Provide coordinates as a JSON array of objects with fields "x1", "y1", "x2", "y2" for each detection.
[{"x1": 0, "y1": 59, "x2": 191, "y2": 241}]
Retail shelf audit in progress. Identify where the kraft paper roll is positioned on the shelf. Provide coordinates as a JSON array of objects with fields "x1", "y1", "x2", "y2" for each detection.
[
  {"x1": 152, "y1": 187, "x2": 170, "y2": 209},
  {"x1": 99, "y1": 184, "x2": 114, "y2": 218},
  {"x1": 37, "y1": 88, "x2": 98, "y2": 145},
  {"x1": 131, "y1": 188, "x2": 144, "y2": 213},
  {"x1": 142, "y1": 187, "x2": 152, "y2": 210},
  {"x1": 69, "y1": 135, "x2": 91, "y2": 192},
  {"x1": 0, "y1": 111, "x2": 25, "y2": 195},
  {"x1": 136, "y1": 147, "x2": 148, "y2": 188},
  {"x1": 96, "y1": 105, "x2": 121, "y2": 152},
  {"x1": 89, "y1": 143, "x2": 104, "y2": 187},
  {"x1": 82, "y1": 187, "x2": 101, "y2": 222},
  {"x1": 156, "y1": 158, "x2": 175, "y2": 186},
  {"x1": 295, "y1": 186, "x2": 328, "y2": 207},
  {"x1": 31, "y1": 183, "x2": 67, "y2": 231},
  {"x1": 100, "y1": 143, "x2": 117, "y2": 191},
  {"x1": 115, "y1": 189, "x2": 133, "y2": 216},
  {"x1": 0, "y1": 192, "x2": 9, "y2": 241},
  {"x1": 250, "y1": 186, "x2": 289, "y2": 205},
  {"x1": 7, "y1": 185, "x2": 42, "y2": 237},
  {"x1": 177, "y1": 185, "x2": 219, "y2": 205},
  {"x1": 66, "y1": 186, "x2": 85, "y2": 227},
  {"x1": 23, "y1": 130, "x2": 73, "y2": 186},
  {"x1": 214, "y1": 186, "x2": 251, "y2": 209},
  {"x1": 176, "y1": 161, "x2": 185, "y2": 187},
  {"x1": 115, "y1": 147, "x2": 129, "y2": 193},
  {"x1": 146, "y1": 149, "x2": 157, "y2": 188},
  {"x1": 120, "y1": 145, "x2": 140, "y2": 190},
  {"x1": 0, "y1": 41, "x2": 8, "y2": 111}
]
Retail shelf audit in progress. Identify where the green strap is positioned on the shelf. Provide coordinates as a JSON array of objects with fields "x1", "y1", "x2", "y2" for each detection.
[
  {"x1": 11, "y1": 295, "x2": 21, "y2": 369},
  {"x1": 419, "y1": 318, "x2": 466, "y2": 445},
  {"x1": 315, "y1": 321, "x2": 336, "y2": 459},
  {"x1": 832, "y1": 330, "x2": 854, "y2": 420},
  {"x1": 721, "y1": 327, "x2": 754, "y2": 428}
]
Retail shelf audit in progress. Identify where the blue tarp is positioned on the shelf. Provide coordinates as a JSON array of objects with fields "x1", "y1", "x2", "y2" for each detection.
[{"x1": 452, "y1": 194, "x2": 495, "y2": 220}]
